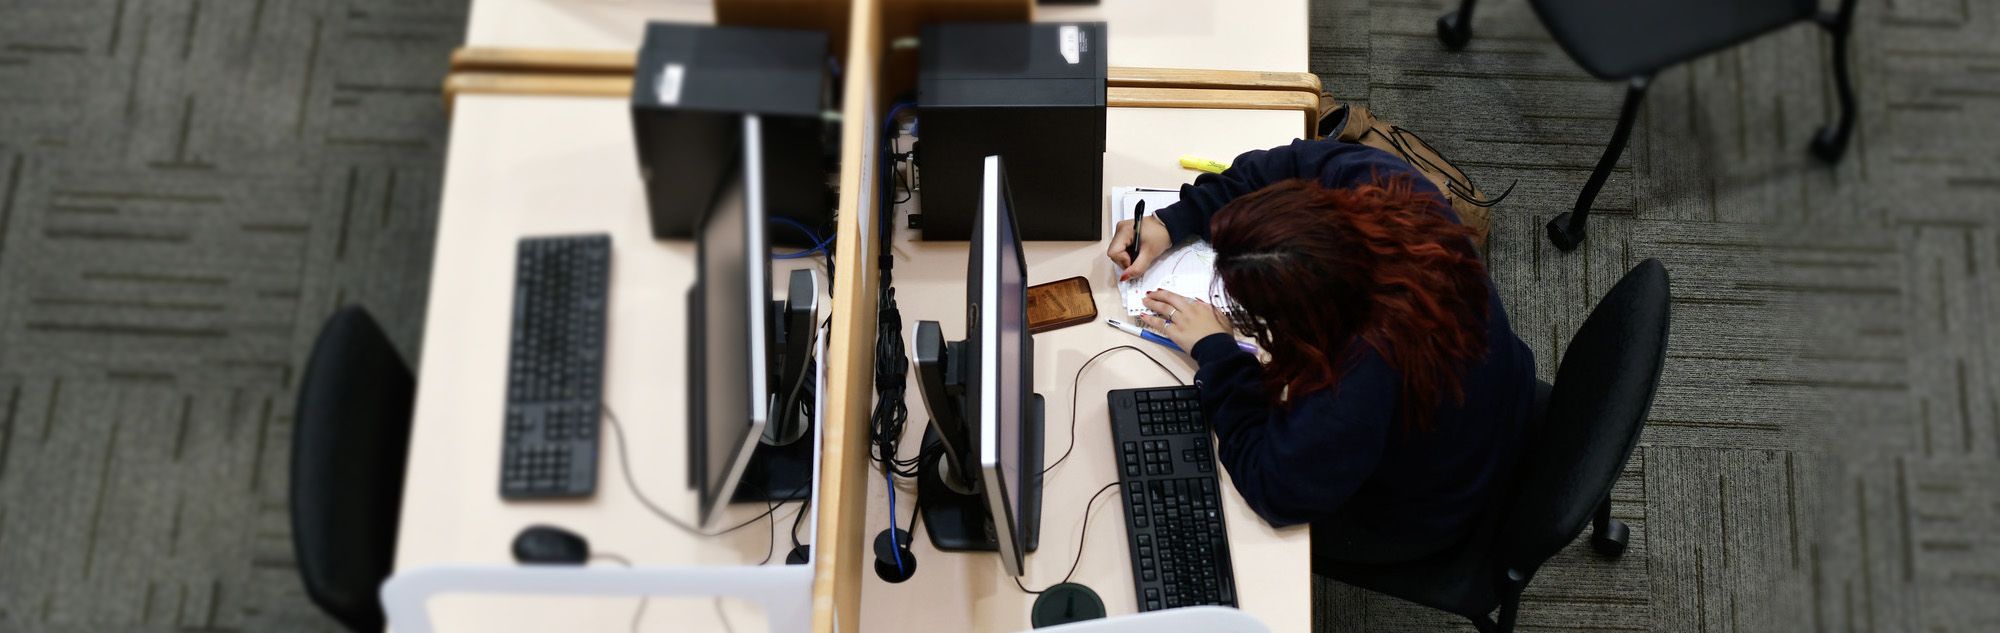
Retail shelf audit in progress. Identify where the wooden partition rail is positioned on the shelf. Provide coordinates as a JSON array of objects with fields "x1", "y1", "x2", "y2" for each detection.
[
  {"x1": 450, "y1": 46, "x2": 1320, "y2": 95},
  {"x1": 1106, "y1": 86, "x2": 1320, "y2": 136},
  {"x1": 449, "y1": 47, "x2": 635, "y2": 74},
  {"x1": 443, "y1": 72, "x2": 1320, "y2": 136}
]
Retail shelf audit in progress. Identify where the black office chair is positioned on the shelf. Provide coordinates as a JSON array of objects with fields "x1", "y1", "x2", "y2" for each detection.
[
  {"x1": 1436, "y1": 0, "x2": 1859, "y2": 251},
  {"x1": 291, "y1": 306, "x2": 417, "y2": 632},
  {"x1": 1315, "y1": 259, "x2": 1670, "y2": 633}
]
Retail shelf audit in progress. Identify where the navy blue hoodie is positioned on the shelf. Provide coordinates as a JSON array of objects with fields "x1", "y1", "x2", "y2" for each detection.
[{"x1": 1152, "y1": 138, "x2": 1536, "y2": 543}]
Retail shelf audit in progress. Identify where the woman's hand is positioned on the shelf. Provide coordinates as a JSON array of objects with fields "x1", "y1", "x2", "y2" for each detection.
[
  {"x1": 1138, "y1": 290, "x2": 1231, "y2": 352},
  {"x1": 1107, "y1": 214, "x2": 1172, "y2": 281}
]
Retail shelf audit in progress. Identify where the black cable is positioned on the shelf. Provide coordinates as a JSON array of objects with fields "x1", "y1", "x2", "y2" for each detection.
[
  {"x1": 1012, "y1": 481, "x2": 1123, "y2": 595},
  {"x1": 870, "y1": 103, "x2": 923, "y2": 482},
  {"x1": 867, "y1": 101, "x2": 925, "y2": 573},
  {"x1": 791, "y1": 490, "x2": 813, "y2": 549},
  {"x1": 602, "y1": 405, "x2": 797, "y2": 537},
  {"x1": 868, "y1": 285, "x2": 920, "y2": 477},
  {"x1": 891, "y1": 147, "x2": 915, "y2": 204},
  {"x1": 1042, "y1": 346, "x2": 1187, "y2": 477}
]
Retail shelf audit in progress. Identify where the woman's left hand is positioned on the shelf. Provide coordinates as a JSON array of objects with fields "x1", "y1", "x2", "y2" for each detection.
[{"x1": 1139, "y1": 290, "x2": 1231, "y2": 352}]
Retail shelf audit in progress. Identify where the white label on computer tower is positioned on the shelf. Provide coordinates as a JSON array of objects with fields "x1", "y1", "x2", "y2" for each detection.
[
  {"x1": 657, "y1": 63, "x2": 686, "y2": 106},
  {"x1": 1059, "y1": 25, "x2": 1081, "y2": 65}
]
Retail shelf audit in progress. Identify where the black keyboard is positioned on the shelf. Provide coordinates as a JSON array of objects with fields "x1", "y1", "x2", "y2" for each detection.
[
  {"x1": 500, "y1": 234, "x2": 611, "y2": 499},
  {"x1": 1107, "y1": 386, "x2": 1238, "y2": 612}
]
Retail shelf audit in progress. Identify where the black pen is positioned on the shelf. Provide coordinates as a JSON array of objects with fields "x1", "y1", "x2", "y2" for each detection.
[{"x1": 1127, "y1": 200, "x2": 1146, "y2": 267}]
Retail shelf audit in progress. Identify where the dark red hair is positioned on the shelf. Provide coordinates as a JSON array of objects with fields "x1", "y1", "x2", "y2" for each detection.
[{"x1": 1209, "y1": 176, "x2": 1489, "y2": 433}]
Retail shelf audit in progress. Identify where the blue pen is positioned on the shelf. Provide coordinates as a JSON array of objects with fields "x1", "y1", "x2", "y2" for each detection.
[
  {"x1": 1106, "y1": 319, "x2": 1181, "y2": 352},
  {"x1": 1107, "y1": 319, "x2": 1260, "y2": 355}
]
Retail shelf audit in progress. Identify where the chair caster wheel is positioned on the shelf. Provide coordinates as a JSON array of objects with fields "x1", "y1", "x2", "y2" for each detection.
[
  {"x1": 1437, "y1": 12, "x2": 1472, "y2": 50},
  {"x1": 1809, "y1": 126, "x2": 1848, "y2": 164},
  {"x1": 1591, "y1": 519, "x2": 1630, "y2": 557},
  {"x1": 1546, "y1": 212, "x2": 1585, "y2": 251}
]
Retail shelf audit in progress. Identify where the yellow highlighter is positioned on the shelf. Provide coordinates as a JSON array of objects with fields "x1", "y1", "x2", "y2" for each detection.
[{"x1": 1179, "y1": 154, "x2": 1229, "y2": 173}]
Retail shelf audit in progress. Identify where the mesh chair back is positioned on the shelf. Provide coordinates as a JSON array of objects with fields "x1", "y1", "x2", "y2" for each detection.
[
  {"x1": 1494, "y1": 260, "x2": 1669, "y2": 571},
  {"x1": 1529, "y1": 0, "x2": 1817, "y2": 79},
  {"x1": 291, "y1": 306, "x2": 417, "y2": 632}
]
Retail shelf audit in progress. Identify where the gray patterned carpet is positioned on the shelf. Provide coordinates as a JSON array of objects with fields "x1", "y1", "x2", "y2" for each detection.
[
  {"x1": 0, "y1": 0, "x2": 461, "y2": 630},
  {"x1": 1308, "y1": 0, "x2": 2000, "y2": 632},
  {"x1": 0, "y1": 0, "x2": 1992, "y2": 631}
]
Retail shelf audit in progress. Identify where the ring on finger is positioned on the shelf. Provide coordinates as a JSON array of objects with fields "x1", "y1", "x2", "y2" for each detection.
[{"x1": 1167, "y1": 307, "x2": 1181, "y2": 320}]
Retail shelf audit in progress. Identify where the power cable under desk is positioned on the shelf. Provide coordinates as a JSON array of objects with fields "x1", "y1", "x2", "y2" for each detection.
[
  {"x1": 602, "y1": 404, "x2": 801, "y2": 540},
  {"x1": 1013, "y1": 481, "x2": 1123, "y2": 595},
  {"x1": 1045, "y1": 345, "x2": 1187, "y2": 477}
]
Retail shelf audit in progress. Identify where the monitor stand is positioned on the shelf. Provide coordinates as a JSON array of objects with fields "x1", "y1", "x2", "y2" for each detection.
[
  {"x1": 731, "y1": 293, "x2": 817, "y2": 503},
  {"x1": 686, "y1": 289, "x2": 818, "y2": 504},
  {"x1": 732, "y1": 430, "x2": 814, "y2": 502},
  {"x1": 917, "y1": 393, "x2": 1044, "y2": 553}
]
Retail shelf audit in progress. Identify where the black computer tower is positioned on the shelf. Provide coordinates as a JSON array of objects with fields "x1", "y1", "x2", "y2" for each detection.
[
  {"x1": 631, "y1": 23, "x2": 832, "y2": 247},
  {"x1": 915, "y1": 22, "x2": 1107, "y2": 241}
]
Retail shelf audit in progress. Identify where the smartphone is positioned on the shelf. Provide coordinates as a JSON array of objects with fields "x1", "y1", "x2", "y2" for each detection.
[{"x1": 1026, "y1": 276, "x2": 1097, "y2": 334}]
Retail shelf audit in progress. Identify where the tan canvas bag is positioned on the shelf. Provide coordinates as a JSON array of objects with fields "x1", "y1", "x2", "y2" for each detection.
[{"x1": 1318, "y1": 102, "x2": 1510, "y2": 250}]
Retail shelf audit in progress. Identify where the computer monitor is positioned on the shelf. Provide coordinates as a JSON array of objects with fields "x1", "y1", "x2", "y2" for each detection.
[
  {"x1": 689, "y1": 114, "x2": 818, "y2": 531},
  {"x1": 911, "y1": 155, "x2": 1046, "y2": 576}
]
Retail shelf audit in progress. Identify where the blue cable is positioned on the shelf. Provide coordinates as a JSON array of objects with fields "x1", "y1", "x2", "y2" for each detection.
[
  {"x1": 880, "y1": 101, "x2": 918, "y2": 578},
  {"x1": 770, "y1": 216, "x2": 833, "y2": 259},
  {"x1": 884, "y1": 103, "x2": 914, "y2": 134},
  {"x1": 887, "y1": 466, "x2": 904, "y2": 576}
]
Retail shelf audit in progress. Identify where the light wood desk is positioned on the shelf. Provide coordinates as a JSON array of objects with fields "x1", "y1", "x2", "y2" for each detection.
[
  {"x1": 857, "y1": 107, "x2": 1313, "y2": 633},
  {"x1": 393, "y1": 93, "x2": 827, "y2": 632}
]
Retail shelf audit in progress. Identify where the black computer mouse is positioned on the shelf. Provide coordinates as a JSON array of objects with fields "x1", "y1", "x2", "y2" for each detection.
[{"x1": 512, "y1": 525, "x2": 590, "y2": 564}]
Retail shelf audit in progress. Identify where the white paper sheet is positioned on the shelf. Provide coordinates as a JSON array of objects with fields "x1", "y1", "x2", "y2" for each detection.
[{"x1": 1112, "y1": 187, "x2": 1236, "y2": 316}]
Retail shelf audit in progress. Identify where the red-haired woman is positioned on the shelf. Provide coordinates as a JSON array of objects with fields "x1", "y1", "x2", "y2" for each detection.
[{"x1": 1107, "y1": 139, "x2": 1537, "y2": 564}]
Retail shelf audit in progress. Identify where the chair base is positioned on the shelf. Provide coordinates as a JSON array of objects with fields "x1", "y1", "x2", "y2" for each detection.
[
  {"x1": 1810, "y1": 125, "x2": 1849, "y2": 164},
  {"x1": 1546, "y1": 212, "x2": 1585, "y2": 252},
  {"x1": 1591, "y1": 519, "x2": 1631, "y2": 557},
  {"x1": 1437, "y1": 12, "x2": 1472, "y2": 50}
]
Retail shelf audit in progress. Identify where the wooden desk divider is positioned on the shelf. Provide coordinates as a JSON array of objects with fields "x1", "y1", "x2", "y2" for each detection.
[{"x1": 816, "y1": 0, "x2": 884, "y2": 631}]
